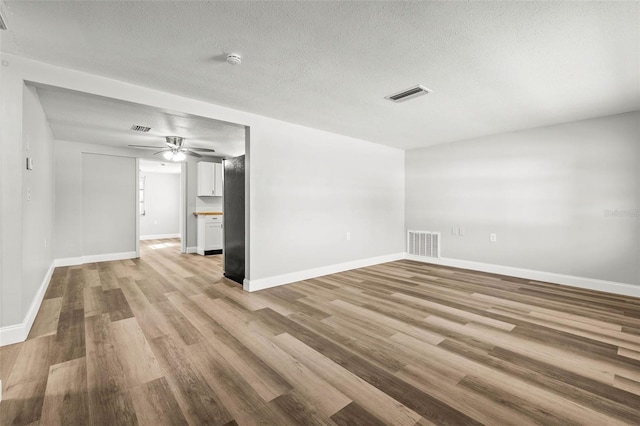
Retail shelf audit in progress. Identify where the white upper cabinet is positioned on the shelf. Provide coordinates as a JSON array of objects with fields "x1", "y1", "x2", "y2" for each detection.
[{"x1": 197, "y1": 162, "x2": 223, "y2": 196}]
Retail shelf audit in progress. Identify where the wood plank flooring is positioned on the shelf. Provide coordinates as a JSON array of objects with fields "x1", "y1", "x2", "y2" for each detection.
[{"x1": 1, "y1": 238, "x2": 640, "y2": 425}]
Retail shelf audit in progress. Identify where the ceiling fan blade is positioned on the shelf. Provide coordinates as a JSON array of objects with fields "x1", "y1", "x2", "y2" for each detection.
[
  {"x1": 188, "y1": 147, "x2": 216, "y2": 152},
  {"x1": 153, "y1": 149, "x2": 170, "y2": 156},
  {"x1": 128, "y1": 144, "x2": 166, "y2": 149},
  {"x1": 183, "y1": 150, "x2": 202, "y2": 158}
]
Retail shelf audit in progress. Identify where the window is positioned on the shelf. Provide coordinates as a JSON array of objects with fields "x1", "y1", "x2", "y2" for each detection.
[{"x1": 139, "y1": 176, "x2": 145, "y2": 216}]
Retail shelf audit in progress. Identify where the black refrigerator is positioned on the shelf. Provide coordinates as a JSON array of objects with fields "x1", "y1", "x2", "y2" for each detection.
[{"x1": 223, "y1": 155, "x2": 245, "y2": 285}]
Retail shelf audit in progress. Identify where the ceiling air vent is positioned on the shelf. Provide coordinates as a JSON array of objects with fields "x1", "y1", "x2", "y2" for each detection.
[
  {"x1": 131, "y1": 124, "x2": 151, "y2": 133},
  {"x1": 385, "y1": 85, "x2": 432, "y2": 103}
]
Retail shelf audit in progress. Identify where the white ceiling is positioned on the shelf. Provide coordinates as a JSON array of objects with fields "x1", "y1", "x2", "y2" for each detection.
[
  {"x1": 3, "y1": 1, "x2": 639, "y2": 150},
  {"x1": 31, "y1": 84, "x2": 246, "y2": 158},
  {"x1": 139, "y1": 159, "x2": 181, "y2": 174}
]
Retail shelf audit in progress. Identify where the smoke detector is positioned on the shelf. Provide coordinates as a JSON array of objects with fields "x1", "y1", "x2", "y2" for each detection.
[{"x1": 226, "y1": 53, "x2": 242, "y2": 65}]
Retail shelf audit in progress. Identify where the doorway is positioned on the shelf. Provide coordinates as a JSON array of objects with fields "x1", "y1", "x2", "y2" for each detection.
[{"x1": 137, "y1": 159, "x2": 183, "y2": 256}]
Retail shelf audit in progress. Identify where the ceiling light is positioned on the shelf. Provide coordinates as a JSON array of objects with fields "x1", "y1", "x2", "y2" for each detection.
[
  {"x1": 226, "y1": 53, "x2": 241, "y2": 65},
  {"x1": 162, "y1": 151, "x2": 173, "y2": 160},
  {"x1": 172, "y1": 152, "x2": 186, "y2": 162}
]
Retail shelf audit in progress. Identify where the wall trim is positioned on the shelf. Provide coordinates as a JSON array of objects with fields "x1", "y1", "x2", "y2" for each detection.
[
  {"x1": 0, "y1": 261, "x2": 55, "y2": 347},
  {"x1": 140, "y1": 233, "x2": 180, "y2": 241},
  {"x1": 243, "y1": 252, "x2": 406, "y2": 292},
  {"x1": 54, "y1": 256, "x2": 84, "y2": 267},
  {"x1": 186, "y1": 246, "x2": 197, "y2": 254},
  {"x1": 54, "y1": 251, "x2": 137, "y2": 267},
  {"x1": 405, "y1": 255, "x2": 640, "y2": 298}
]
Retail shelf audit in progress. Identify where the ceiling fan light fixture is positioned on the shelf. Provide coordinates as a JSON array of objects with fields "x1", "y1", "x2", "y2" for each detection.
[{"x1": 173, "y1": 151, "x2": 186, "y2": 162}]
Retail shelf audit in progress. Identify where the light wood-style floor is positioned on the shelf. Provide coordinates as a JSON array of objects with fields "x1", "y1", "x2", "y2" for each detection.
[{"x1": 1, "y1": 238, "x2": 640, "y2": 425}]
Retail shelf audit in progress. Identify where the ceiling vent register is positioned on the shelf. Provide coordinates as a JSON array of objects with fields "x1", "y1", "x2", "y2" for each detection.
[
  {"x1": 131, "y1": 124, "x2": 151, "y2": 132},
  {"x1": 407, "y1": 231, "x2": 440, "y2": 259},
  {"x1": 385, "y1": 85, "x2": 432, "y2": 103}
]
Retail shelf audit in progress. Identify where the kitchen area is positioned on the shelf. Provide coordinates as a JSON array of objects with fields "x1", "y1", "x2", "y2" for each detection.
[
  {"x1": 194, "y1": 161, "x2": 224, "y2": 256},
  {"x1": 194, "y1": 157, "x2": 245, "y2": 284}
]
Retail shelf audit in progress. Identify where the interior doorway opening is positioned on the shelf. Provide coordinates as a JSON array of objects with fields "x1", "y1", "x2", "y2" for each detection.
[{"x1": 137, "y1": 159, "x2": 184, "y2": 257}]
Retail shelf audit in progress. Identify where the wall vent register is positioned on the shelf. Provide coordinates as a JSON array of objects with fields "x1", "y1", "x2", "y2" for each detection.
[{"x1": 407, "y1": 230, "x2": 440, "y2": 258}]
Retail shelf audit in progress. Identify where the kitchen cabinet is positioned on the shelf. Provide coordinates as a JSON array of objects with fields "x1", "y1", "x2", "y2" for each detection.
[
  {"x1": 196, "y1": 213, "x2": 223, "y2": 255},
  {"x1": 197, "y1": 162, "x2": 223, "y2": 196}
]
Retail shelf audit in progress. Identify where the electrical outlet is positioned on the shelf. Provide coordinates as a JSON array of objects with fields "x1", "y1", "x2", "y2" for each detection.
[
  {"x1": 346, "y1": 232, "x2": 351, "y2": 241},
  {"x1": 458, "y1": 227, "x2": 465, "y2": 236},
  {"x1": 490, "y1": 233, "x2": 497, "y2": 242},
  {"x1": 26, "y1": 187, "x2": 31, "y2": 201}
]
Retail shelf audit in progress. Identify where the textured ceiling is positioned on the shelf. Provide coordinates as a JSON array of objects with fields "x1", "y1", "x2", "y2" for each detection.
[
  {"x1": 139, "y1": 159, "x2": 181, "y2": 174},
  {"x1": 3, "y1": 1, "x2": 639, "y2": 149},
  {"x1": 32, "y1": 84, "x2": 246, "y2": 158}
]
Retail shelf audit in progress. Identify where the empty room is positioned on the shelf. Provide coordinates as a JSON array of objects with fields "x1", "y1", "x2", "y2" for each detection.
[{"x1": 0, "y1": 1, "x2": 639, "y2": 425}]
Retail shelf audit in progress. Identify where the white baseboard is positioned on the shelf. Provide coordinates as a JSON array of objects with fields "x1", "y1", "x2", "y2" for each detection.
[
  {"x1": 54, "y1": 256, "x2": 84, "y2": 267},
  {"x1": 140, "y1": 233, "x2": 180, "y2": 241},
  {"x1": 55, "y1": 251, "x2": 137, "y2": 267},
  {"x1": 186, "y1": 246, "x2": 197, "y2": 254},
  {"x1": 0, "y1": 261, "x2": 55, "y2": 347},
  {"x1": 405, "y1": 255, "x2": 640, "y2": 298},
  {"x1": 83, "y1": 251, "x2": 137, "y2": 263},
  {"x1": 243, "y1": 252, "x2": 406, "y2": 292}
]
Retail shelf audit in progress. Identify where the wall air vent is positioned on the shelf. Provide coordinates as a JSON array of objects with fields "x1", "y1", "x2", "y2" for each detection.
[
  {"x1": 407, "y1": 231, "x2": 440, "y2": 258},
  {"x1": 385, "y1": 85, "x2": 432, "y2": 103},
  {"x1": 131, "y1": 125, "x2": 151, "y2": 133}
]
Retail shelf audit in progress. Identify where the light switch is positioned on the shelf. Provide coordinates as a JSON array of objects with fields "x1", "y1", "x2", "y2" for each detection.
[{"x1": 490, "y1": 233, "x2": 497, "y2": 242}]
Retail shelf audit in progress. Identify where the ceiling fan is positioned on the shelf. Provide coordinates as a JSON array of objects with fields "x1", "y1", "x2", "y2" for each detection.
[{"x1": 129, "y1": 136, "x2": 216, "y2": 161}]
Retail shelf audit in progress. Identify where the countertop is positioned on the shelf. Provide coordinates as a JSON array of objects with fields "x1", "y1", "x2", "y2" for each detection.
[{"x1": 193, "y1": 211, "x2": 223, "y2": 216}]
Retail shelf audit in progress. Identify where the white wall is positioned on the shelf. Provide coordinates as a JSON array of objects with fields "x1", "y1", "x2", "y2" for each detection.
[
  {"x1": 140, "y1": 171, "x2": 180, "y2": 237},
  {"x1": 196, "y1": 196, "x2": 222, "y2": 212},
  {"x1": 406, "y1": 112, "x2": 640, "y2": 286},
  {"x1": 2, "y1": 53, "x2": 406, "y2": 313},
  {"x1": 250, "y1": 124, "x2": 405, "y2": 280},
  {"x1": 82, "y1": 153, "x2": 137, "y2": 255},
  {"x1": 54, "y1": 140, "x2": 203, "y2": 259},
  {"x1": 21, "y1": 86, "x2": 55, "y2": 321}
]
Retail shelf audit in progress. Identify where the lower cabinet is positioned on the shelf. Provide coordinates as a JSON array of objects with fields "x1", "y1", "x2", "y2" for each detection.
[{"x1": 197, "y1": 214, "x2": 223, "y2": 255}]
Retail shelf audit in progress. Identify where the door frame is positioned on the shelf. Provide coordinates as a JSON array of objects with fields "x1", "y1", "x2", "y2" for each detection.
[{"x1": 135, "y1": 158, "x2": 187, "y2": 255}]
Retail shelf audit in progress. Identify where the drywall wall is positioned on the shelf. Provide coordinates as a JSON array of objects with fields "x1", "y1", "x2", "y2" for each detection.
[
  {"x1": 249, "y1": 123, "x2": 405, "y2": 279},
  {"x1": 196, "y1": 196, "x2": 223, "y2": 212},
  {"x1": 0, "y1": 56, "x2": 25, "y2": 328},
  {"x1": 2, "y1": 53, "x2": 405, "y2": 333},
  {"x1": 4, "y1": 54, "x2": 406, "y2": 283},
  {"x1": 140, "y1": 171, "x2": 180, "y2": 237},
  {"x1": 406, "y1": 112, "x2": 640, "y2": 285},
  {"x1": 82, "y1": 153, "x2": 137, "y2": 255},
  {"x1": 54, "y1": 140, "x2": 203, "y2": 259},
  {"x1": 21, "y1": 86, "x2": 55, "y2": 321}
]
